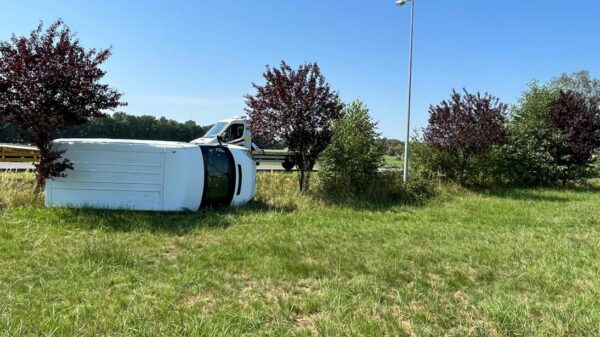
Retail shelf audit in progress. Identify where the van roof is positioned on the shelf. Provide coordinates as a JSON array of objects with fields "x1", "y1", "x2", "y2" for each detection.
[
  {"x1": 52, "y1": 138, "x2": 249, "y2": 152},
  {"x1": 53, "y1": 138, "x2": 195, "y2": 148}
]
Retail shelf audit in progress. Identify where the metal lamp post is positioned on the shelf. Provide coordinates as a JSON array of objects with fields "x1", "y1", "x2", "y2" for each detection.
[{"x1": 396, "y1": 0, "x2": 414, "y2": 183}]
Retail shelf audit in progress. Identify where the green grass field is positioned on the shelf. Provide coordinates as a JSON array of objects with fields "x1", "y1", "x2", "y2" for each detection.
[
  {"x1": 384, "y1": 155, "x2": 403, "y2": 168},
  {"x1": 1, "y1": 172, "x2": 599, "y2": 336}
]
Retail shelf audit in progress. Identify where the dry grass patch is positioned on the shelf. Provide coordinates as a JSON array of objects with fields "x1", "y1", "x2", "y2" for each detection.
[{"x1": 0, "y1": 172, "x2": 42, "y2": 208}]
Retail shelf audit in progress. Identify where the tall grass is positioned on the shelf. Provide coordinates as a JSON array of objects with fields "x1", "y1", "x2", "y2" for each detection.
[
  {"x1": 0, "y1": 172, "x2": 42, "y2": 208},
  {"x1": 257, "y1": 171, "x2": 434, "y2": 213}
]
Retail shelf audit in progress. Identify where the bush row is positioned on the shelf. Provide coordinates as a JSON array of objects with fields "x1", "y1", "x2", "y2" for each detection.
[
  {"x1": 413, "y1": 72, "x2": 600, "y2": 187},
  {"x1": 318, "y1": 71, "x2": 600, "y2": 204}
]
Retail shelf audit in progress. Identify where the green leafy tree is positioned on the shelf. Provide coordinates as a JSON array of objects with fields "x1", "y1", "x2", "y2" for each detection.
[
  {"x1": 377, "y1": 137, "x2": 404, "y2": 157},
  {"x1": 319, "y1": 100, "x2": 384, "y2": 197},
  {"x1": 550, "y1": 70, "x2": 600, "y2": 103},
  {"x1": 500, "y1": 83, "x2": 558, "y2": 186},
  {"x1": 502, "y1": 82, "x2": 600, "y2": 185},
  {"x1": 54, "y1": 112, "x2": 206, "y2": 141}
]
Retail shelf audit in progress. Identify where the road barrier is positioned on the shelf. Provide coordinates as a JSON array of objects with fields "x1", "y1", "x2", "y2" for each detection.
[{"x1": 0, "y1": 144, "x2": 40, "y2": 162}]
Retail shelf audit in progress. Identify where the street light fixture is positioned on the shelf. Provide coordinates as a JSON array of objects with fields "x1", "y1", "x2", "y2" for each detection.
[{"x1": 396, "y1": 0, "x2": 415, "y2": 183}]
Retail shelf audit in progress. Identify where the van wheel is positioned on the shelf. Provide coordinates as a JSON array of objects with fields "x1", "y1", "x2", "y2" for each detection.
[{"x1": 282, "y1": 160, "x2": 295, "y2": 171}]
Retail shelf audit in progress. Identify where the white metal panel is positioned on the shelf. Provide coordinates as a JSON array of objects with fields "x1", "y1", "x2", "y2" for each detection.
[
  {"x1": 45, "y1": 139, "x2": 204, "y2": 211},
  {"x1": 163, "y1": 147, "x2": 204, "y2": 211}
]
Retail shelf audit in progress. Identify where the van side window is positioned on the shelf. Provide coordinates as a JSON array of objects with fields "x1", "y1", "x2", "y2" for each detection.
[
  {"x1": 200, "y1": 146, "x2": 235, "y2": 206},
  {"x1": 223, "y1": 124, "x2": 245, "y2": 143}
]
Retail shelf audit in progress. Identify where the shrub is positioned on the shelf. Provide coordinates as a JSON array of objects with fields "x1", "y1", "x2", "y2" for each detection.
[
  {"x1": 409, "y1": 138, "x2": 452, "y2": 181},
  {"x1": 367, "y1": 170, "x2": 434, "y2": 204},
  {"x1": 502, "y1": 82, "x2": 600, "y2": 186},
  {"x1": 422, "y1": 89, "x2": 508, "y2": 185},
  {"x1": 319, "y1": 100, "x2": 384, "y2": 198}
]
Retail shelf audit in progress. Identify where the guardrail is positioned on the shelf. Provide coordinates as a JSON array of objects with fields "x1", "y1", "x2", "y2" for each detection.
[{"x1": 0, "y1": 145, "x2": 40, "y2": 162}]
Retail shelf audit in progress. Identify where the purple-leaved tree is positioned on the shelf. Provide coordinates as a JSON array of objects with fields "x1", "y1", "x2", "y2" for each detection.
[
  {"x1": 548, "y1": 90, "x2": 600, "y2": 184},
  {"x1": 0, "y1": 19, "x2": 125, "y2": 190},
  {"x1": 424, "y1": 89, "x2": 508, "y2": 180},
  {"x1": 245, "y1": 61, "x2": 342, "y2": 191}
]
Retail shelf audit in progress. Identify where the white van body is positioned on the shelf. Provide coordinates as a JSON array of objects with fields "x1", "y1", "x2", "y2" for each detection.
[{"x1": 45, "y1": 139, "x2": 256, "y2": 211}]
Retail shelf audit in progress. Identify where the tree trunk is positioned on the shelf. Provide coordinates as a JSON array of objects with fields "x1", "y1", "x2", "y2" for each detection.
[
  {"x1": 297, "y1": 151, "x2": 311, "y2": 192},
  {"x1": 34, "y1": 137, "x2": 48, "y2": 193},
  {"x1": 298, "y1": 169, "x2": 305, "y2": 192},
  {"x1": 304, "y1": 169, "x2": 311, "y2": 191}
]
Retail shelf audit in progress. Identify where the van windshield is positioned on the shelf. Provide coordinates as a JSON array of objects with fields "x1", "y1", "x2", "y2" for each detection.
[{"x1": 204, "y1": 122, "x2": 228, "y2": 138}]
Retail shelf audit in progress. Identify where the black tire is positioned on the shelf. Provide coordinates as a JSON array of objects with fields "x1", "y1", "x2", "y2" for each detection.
[{"x1": 282, "y1": 160, "x2": 295, "y2": 171}]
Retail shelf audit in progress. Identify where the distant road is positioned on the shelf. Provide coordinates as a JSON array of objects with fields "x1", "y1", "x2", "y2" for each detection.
[
  {"x1": 256, "y1": 163, "x2": 317, "y2": 172},
  {"x1": 0, "y1": 162, "x2": 35, "y2": 172},
  {"x1": 256, "y1": 163, "x2": 400, "y2": 173}
]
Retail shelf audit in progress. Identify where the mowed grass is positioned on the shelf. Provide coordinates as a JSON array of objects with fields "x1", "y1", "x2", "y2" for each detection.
[{"x1": 0, "y1": 172, "x2": 599, "y2": 336}]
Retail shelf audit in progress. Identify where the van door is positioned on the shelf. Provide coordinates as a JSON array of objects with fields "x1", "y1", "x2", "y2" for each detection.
[{"x1": 200, "y1": 146, "x2": 236, "y2": 207}]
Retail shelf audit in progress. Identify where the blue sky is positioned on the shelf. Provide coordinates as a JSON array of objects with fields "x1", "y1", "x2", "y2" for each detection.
[{"x1": 1, "y1": 0, "x2": 599, "y2": 138}]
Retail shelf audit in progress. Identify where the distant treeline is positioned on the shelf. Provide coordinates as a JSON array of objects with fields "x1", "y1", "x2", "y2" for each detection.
[
  {"x1": 0, "y1": 112, "x2": 208, "y2": 143},
  {"x1": 377, "y1": 137, "x2": 404, "y2": 157},
  {"x1": 1, "y1": 112, "x2": 405, "y2": 153}
]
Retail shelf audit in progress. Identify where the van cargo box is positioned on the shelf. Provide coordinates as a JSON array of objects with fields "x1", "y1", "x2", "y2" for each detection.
[{"x1": 45, "y1": 139, "x2": 256, "y2": 211}]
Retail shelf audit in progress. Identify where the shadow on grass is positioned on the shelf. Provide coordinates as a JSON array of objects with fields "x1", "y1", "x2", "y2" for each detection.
[
  {"x1": 473, "y1": 183, "x2": 600, "y2": 202},
  {"x1": 56, "y1": 199, "x2": 297, "y2": 234},
  {"x1": 325, "y1": 199, "x2": 426, "y2": 212},
  {"x1": 313, "y1": 191, "x2": 429, "y2": 211},
  {"x1": 477, "y1": 189, "x2": 570, "y2": 202}
]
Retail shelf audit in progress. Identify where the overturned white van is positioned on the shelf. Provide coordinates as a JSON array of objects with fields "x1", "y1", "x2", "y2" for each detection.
[{"x1": 45, "y1": 139, "x2": 256, "y2": 211}]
